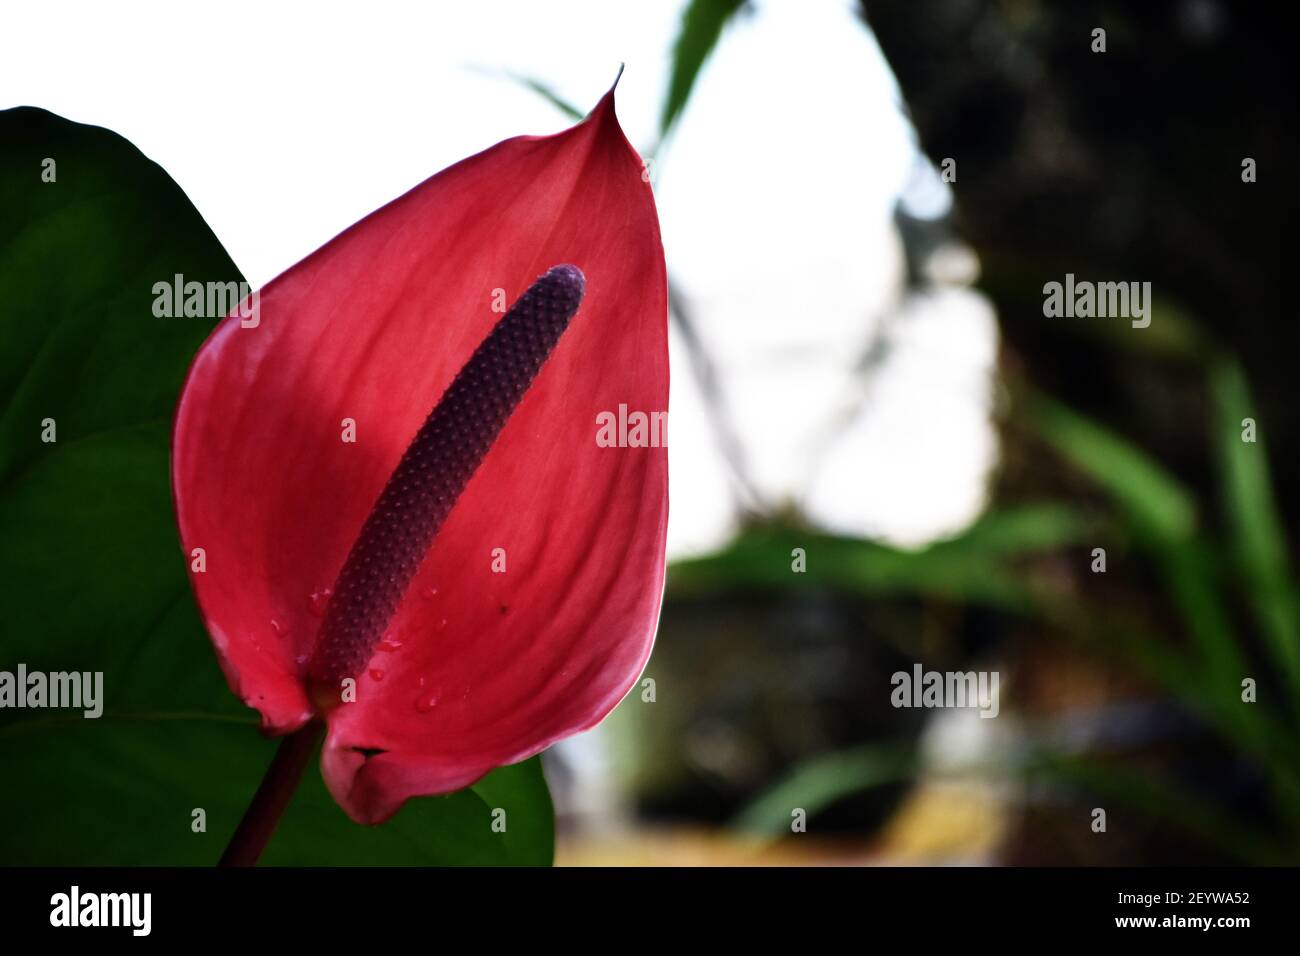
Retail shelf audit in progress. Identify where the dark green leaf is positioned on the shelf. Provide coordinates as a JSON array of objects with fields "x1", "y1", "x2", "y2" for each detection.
[
  {"x1": 0, "y1": 107, "x2": 553, "y2": 865},
  {"x1": 0, "y1": 714, "x2": 552, "y2": 865}
]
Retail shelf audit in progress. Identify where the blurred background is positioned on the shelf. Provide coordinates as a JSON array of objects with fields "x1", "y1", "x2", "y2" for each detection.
[
  {"x1": 548, "y1": 0, "x2": 1300, "y2": 866},
  {"x1": 4, "y1": 0, "x2": 1295, "y2": 864}
]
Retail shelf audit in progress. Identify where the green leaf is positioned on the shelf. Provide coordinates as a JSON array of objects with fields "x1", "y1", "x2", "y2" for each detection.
[
  {"x1": 0, "y1": 110, "x2": 240, "y2": 485},
  {"x1": 733, "y1": 741, "x2": 914, "y2": 837},
  {"x1": 0, "y1": 106, "x2": 243, "y2": 724},
  {"x1": 264, "y1": 752, "x2": 553, "y2": 867},
  {"x1": 660, "y1": 0, "x2": 747, "y2": 141},
  {"x1": 1025, "y1": 393, "x2": 1197, "y2": 546},
  {"x1": 930, "y1": 502, "x2": 1094, "y2": 556},
  {"x1": 671, "y1": 528, "x2": 1027, "y2": 608},
  {"x1": 1023, "y1": 391, "x2": 1257, "y2": 728},
  {"x1": 0, "y1": 715, "x2": 552, "y2": 865},
  {"x1": 670, "y1": 506, "x2": 1088, "y2": 612},
  {"x1": 1211, "y1": 357, "x2": 1300, "y2": 697},
  {"x1": 0, "y1": 107, "x2": 553, "y2": 865},
  {"x1": 1157, "y1": 539, "x2": 1248, "y2": 688}
]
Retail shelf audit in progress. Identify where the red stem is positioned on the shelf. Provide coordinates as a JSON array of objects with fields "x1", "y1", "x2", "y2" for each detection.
[{"x1": 219, "y1": 720, "x2": 325, "y2": 867}]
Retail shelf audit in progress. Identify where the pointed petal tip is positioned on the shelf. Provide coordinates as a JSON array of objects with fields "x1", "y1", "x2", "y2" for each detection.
[{"x1": 592, "y1": 64, "x2": 625, "y2": 116}]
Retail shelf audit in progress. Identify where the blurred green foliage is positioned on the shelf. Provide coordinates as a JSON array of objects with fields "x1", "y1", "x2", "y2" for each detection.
[
  {"x1": 672, "y1": 504, "x2": 1092, "y2": 613},
  {"x1": 506, "y1": 1, "x2": 1298, "y2": 862},
  {"x1": 723, "y1": 359, "x2": 1300, "y2": 861},
  {"x1": 659, "y1": 0, "x2": 748, "y2": 143}
]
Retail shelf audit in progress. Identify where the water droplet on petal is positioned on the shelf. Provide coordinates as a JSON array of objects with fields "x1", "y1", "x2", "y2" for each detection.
[
  {"x1": 369, "y1": 668, "x2": 385, "y2": 682},
  {"x1": 378, "y1": 638, "x2": 403, "y2": 653},
  {"x1": 416, "y1": 691, "x2": 440, "y2": 713},
  {"x1": 270, "y1": 618, "x2": 287, "y2": 638}
]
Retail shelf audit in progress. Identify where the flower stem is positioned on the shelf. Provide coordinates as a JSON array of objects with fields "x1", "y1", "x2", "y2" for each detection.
[{"x1": 219, "y1": 720, "x2": 325, "y2": 866}]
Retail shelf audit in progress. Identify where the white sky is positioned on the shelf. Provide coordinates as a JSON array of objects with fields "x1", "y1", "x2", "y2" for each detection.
[{"x1": 1, "y1": 0, "x2": 999, "y2": 554}]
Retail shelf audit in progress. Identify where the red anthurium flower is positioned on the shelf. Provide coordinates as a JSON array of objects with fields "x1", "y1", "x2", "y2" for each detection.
[{"x1": 172, "y1": 85, "x2": 668, "y2": 832}]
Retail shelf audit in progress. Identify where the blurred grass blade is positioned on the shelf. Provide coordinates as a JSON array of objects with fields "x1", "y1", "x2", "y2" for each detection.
[
  {"x1": 1026, "y1": 391, "x2": 1257, "y2": 725},
  {"x1": 673, "y1": 527, "x2": 1035, "y2": 611},
  {"x1": 1026, "y1": 394, "x2": 1196, "y2": 546},
  {"x1": 504, "y1": 72, "x2": 584, "y2": 121},
  {"x1": 671, "y1": 507, "x2": 1092, "y2": 611},
  {"x1": 660, "y1": 0, "x2": 747, "y2": 140},
  {"x1": 1159, "y1": 539, "x2": 1248, "y2": 687},
  {"x1": 1212, "y1": 357, "x2": 1300, "y2": 697},
  {"x1": 934, "y1": 502, "x2": 1093, "y2": 555},
  {"x1": 732, "y1": 742, "x2": 914, "y2": 836}
]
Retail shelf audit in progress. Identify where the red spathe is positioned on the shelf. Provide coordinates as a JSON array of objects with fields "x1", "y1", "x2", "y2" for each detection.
[{"x1": 172, "y1": 88, "x2": 668, "y2": 824}]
